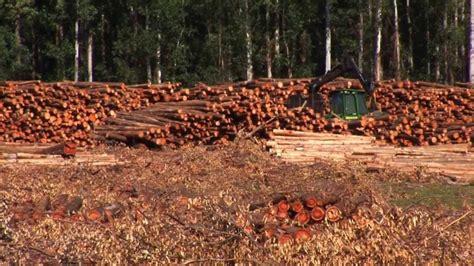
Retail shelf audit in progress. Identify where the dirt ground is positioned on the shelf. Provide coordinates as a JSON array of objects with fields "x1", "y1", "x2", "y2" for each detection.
[{"x1": 0, "y1": 141, "x2": 472, "y2": 264}]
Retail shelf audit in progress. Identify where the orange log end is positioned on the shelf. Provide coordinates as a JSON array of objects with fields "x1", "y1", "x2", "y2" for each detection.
[
  {"x1": 311, "y1": 207, "x2": 325, "y2": 222},
  {"x1": 326, "y1": 206, "x2": 342, "y2": 222},
  {"x1": 291, "y1": 200, "x2": 304, "y2": 213},
  {"x1": 277, "y1": 200, "x2": 290, "y2": 212},
  {"x1": 278, "y1": 234, "x2": 293, "y2": 245},
  {"x1": 295, "y1": 211, "x2": 311, "y2": 225},
  {"x1": 294, "y1": 228, "x2": 312, "y2": 242},
  {"x1": 276, "y1": 210, "x2": 289, "y2": 220},
  {"x1": 87, "y1": 209, "x2": 102, "y2": 221},
  {"x1": 263, "y1": 227, "x2": 276, "y2": 239},
  {"x1": 305, "y1": 197, "x2": 318, "y2": 208}
]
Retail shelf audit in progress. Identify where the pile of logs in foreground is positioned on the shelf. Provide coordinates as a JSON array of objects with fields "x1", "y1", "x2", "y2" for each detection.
[
  {"x1": 237, "y1": 195, "x2": 345, "y2": 244},
  {"x1": 1, "y1": 79, "x2": 472, "y2": 147},
  {"x1": 11, "y1": 194, "x2": 122, "y2": 224}
]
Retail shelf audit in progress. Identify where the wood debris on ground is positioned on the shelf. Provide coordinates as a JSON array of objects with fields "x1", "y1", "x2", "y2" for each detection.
[{"x1": 0, "y1": 142, "x2": 472, "y2": 264}]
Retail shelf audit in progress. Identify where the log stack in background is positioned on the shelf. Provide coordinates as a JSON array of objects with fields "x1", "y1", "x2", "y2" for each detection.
[
  {"x1": 0, "y1": 80, "x2": 182, "y2": 146},
  {"x1": 373, "y1": 80, "x2": 473, "y2": 146},
  {"x1": 0, "y1": 78, "x2": 472, "y2": 148},
  {"x1": 96, "y1": 78, "x2": 473, "y2": 147},
  {"x1": 267, "y1": 130, "x2": 474, "y2": 184}
]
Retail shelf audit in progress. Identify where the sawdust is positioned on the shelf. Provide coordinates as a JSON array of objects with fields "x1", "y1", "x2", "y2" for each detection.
[{"x1": 0, "y1": 141, "x2": 472, "y2": 264}]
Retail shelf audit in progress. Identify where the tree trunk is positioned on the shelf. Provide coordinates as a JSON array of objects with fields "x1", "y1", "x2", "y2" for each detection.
[
  {"x1": 155, "y1": 33, "x2": 162, "y2": 84},
  {"x1": 454, "y1": 0, "x2": 459, "y2": 67},
  {"x1": 469, "y1": 0, "x2": 474, "y2": 82},
  {"x1": 87, "y1": 32, "x2": 93, "y2": 82},
  {"x1": 443, "y1": 4, "x2": 448, "y2": 83},
  {"x1": 373, "y1": 0, "x2": 382, "y2": 81},
  {"x1": 426, "y1": 4, "x2": 431, "y2": 77},
  {"x1": 282, "y1": 10, "x2": 292, "y2": 78},
  {"x1": 406, "y1": 0, "x2": 414, "y2": 72},
  {"x1": 244, "y1": 0, "x2": 253, "y2": 81},
  {"x1": 101, "y1": 13, "x2": 106, "y2": 66},
  {"x1": 218, "y1": 22, "x2": 224, "y2": 78},
  {"x1": 145, "y1": 7, "x2": 152, "y2": 82},
  {"x1": 57, "y1": 23, "x2": 65, "y2": 79},
  {"x1": 453, "y1": 1, "x2": 459, "y2": 81},
  {"x1": 393, "y1": 0, "x2": 401, "y2": 79},
  {"x1": 358, "y1": 0, "x2": 364, "y2": 71},
  {"x1": 435, "y1": 45, "x2": 440, "y2": 81},
  {"x1": 32, "y1": 30, "x2": 37, "y2": 79},
  {"x1": 265, "y1": 2, "x2": 272, "y2": 79},
  {"x1": 74, "y1": 17, "x2": 80, "y2": 81},
  {"x1": 15, "y1": 12, "x2": 21, "y2": 65},
  {"x1": 325, "y1": 0, "x2": 332, "y2": 72},
  {"x1": 275, "y1": 0, "x2": 280, "y2": 60}
]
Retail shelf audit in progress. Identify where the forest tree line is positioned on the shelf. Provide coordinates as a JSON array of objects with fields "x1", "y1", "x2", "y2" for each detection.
[{"x1": 0, "y1": 0, "x2": 471, "y2": 85}]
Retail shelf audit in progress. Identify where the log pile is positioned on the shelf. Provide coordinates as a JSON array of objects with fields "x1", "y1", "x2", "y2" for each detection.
[
  {"x1": 373, "y1": 80, "x2": 473, "y2": 145},
  {"x1": 93, "y1": 79, "x2": 366, "y2": 146},
  {"x1": 94, "y1": 100, "x2": 233, "y2": 147},
  {"x1": 0, "y1": 80, "x2": 182, "y2": 146},
  {"x1": 268, "y1": 130, "x2": 474, "y2": 184},
  {"x1": 1, "y1": 78, "x2": 472, "y2": 148},
  {"x1": 0, "y1": 142, "x2": 121, "y2": 166},
  {"x1": 235, "y1": 194, "x2": 355, "y2": 245},
  {"x1": 97, "y1": 78, "x2": 472, "y2": 147},
  {"x1": 11, "y1": 194, "x2": 122, "y2": 223}
]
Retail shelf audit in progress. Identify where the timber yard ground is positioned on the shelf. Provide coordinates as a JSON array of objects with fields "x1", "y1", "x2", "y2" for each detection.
[{"x1": 0, "y1": 141, "x2": 473, "y2": 264}]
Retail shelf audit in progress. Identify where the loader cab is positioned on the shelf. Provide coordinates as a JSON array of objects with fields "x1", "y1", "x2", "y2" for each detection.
[
  {"x1": 328, "y1": 89, "x2": 368, "y2": 120},
  {"x1": 286, "y1": 88, "x2": 369, "y2": 120}
]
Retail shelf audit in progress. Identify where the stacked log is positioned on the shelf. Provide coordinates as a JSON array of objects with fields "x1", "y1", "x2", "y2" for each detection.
[
  {"x1": 1, "y1": 78, "x2": 472, "y2": 147},
  {"x1": 94, "y1": 100, "x2": 233, "y2": 147},
  {"x1": 11, "y1": 194, "x2": 122, "y2": 223},
  {"x1": 0, "y1": 142, "x2": 122, "y2": 166},
  {"x1": 242, "y1": 195, "x2": 345, "y2": 244},
  {"x1": 0, "y1": 80, "x2": 182, "y2": 146},
  {"x1": 373, "y1": 80, "x2": 473, "y2": 146},
  {"x1": 267, "y1": 130, "x2": 474, "y2": 184}
]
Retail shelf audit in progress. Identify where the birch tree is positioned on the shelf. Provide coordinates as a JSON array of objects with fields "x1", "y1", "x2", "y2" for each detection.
[
  {"x1": 74, "y1": 0, "x2": 80, "y2": 81},
  {"x1": 265, "y1": 1, "x2": 272, "y2": 78},
  {"x1": 358, "y1": 0, "x2": 364, "y2": 71},
  {"x1": 87, "y1": 32, "x2": 93, "y2": 81},
  {"x1": 373, "y1": 0, "x2": 382, "y2": 81},
  {"x1": 244, "y1": 0, "x2": 253, "y2": 81},
  {"x1": 393, "y1": 0, "x2": 401, "y2": 79},
  {"x1": 274, "y1": 0, "x2": 280, "y2": 62},
  {"x1": 325, "y1": 0, "x2": 332, "y2": 72},
  {"x1": 406, "y1": 0, "x2": 413, "y2": 72}
]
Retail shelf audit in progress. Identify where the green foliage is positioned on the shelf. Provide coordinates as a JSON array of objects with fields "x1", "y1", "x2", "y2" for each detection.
[
  {"x1": 0, "y1": 0, "x2": 469, "y2": 83},
  {"x1": 383, "y1": 182, "x2": 474, "y2": 210}
]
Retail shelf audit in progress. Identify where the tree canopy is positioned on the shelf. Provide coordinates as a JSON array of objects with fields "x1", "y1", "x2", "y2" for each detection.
[{"x1": 0, "y1": 0, "x2": 469, "y2": 85}]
